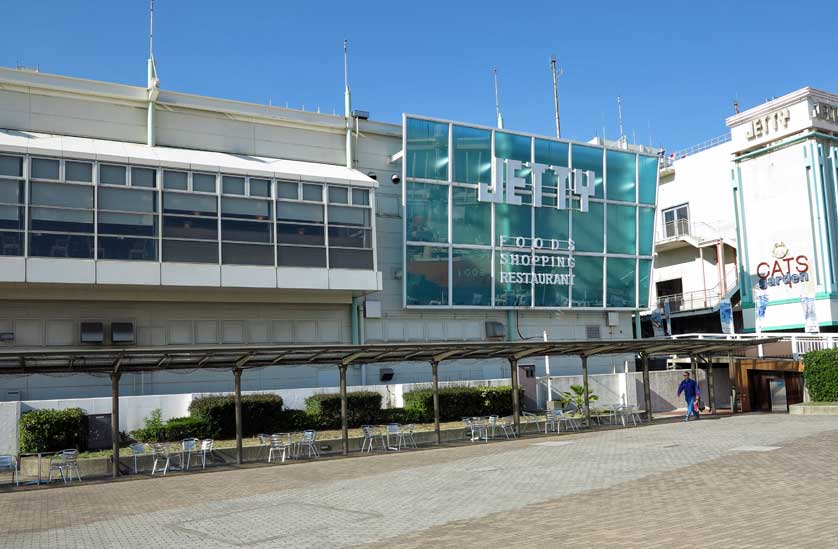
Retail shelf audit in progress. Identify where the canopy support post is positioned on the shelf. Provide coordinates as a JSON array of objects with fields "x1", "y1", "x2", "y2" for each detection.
[
  {"x1": 340, "y1": 364, "x2": 349, "y2": 455},
  {"x1": 581, "y1": 354, "x2": 592, "y2": 428},
  {"x1": 110, "y1": 372, "x2": 121, "y2": 479},
  {"x1": 641, "y1": 353, "x2": 653, "y2": 422},
  {"x1": 431, "y1": 360, "x2": 441, "y2": 445},
  {"x1": 234, "y1": 368, "x2": 243, "y2": 465},
  {"x1": 509, "y1": 357, "x2": 520, "y2": 434}
]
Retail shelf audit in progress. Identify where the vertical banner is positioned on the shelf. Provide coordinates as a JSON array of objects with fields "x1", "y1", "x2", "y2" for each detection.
[
  {"x1": 719, "y1": 299, "x2": 734, "y2": 334},
  {"x1": 663, "y1": 300, "x2": 672, "y2": 336},
  {"x1": 801, "y1": 296, "x2": 819, "y2": 333},
  {"x1": 651, "y1": 309, "x2": 664, "y2": 337},
  {"x1": 756, "y1": 293, "x2": 769, "y2": 334}
]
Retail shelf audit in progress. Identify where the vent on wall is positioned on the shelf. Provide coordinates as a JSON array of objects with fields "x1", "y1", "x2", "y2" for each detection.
[
  {"x1": 80, "y1": 322, "x2": 105, "y2": 344},
  {"x1": 111, "y1": 322, "x2": 135, "y2": 344},
  {"x1": 585, "y1": 325, "x2": 601, "y2": 339},
  {"x1": 379, "y1": 368, "x2": 394, "y2": 382},
  {"x1": 485, "y1": 321, "x2": 506, "y2": 339}
]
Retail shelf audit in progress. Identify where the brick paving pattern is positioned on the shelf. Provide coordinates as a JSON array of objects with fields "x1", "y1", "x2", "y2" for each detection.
[{"x1": 1, "y1": 414, "x2": 837, "y2": 548}]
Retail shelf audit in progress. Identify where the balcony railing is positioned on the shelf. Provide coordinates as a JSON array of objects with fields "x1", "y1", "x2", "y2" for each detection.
[
  {"x1": 656, "y1": 265, "x2": 738, "y2": 313},
  {"x1": 670, "y1": 332, "x2": 838, "y2": 360},
  {"x1": 659, "y1": 133, "x2": 732, "y2": 168}
]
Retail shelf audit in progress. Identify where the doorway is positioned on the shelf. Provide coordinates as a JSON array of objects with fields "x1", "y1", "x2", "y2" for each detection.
[{"x1": 748, "y1": 370, "x2": 803, "y2": 412}]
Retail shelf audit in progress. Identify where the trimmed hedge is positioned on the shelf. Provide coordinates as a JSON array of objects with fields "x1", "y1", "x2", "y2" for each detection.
[
  {"x1": 131, "y1": 416, "x2": 213, "y2": 443},
  {"x1": 188, "y1": 394, "x2": 284, "y2": 438},
  {"x1": 305, "y1": 391, "x2": 383, "y2": 429},
  {"x1": 19, "y1": 407, "x2": 86, "y2": 453},
  {"x1": 803, "y1": 349, "x2": 838, "y2": 402},
  {"x1": 404, "y1": 386, "x2": 523, "y2": 422}
]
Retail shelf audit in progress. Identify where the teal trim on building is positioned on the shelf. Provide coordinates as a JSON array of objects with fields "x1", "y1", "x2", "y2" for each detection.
[
  {"x1": 743, "y1": 320, "x2": 838, "y2": 333},
  {"x1": 732, "y1": 166, "x2": 751, "y2": 303}
]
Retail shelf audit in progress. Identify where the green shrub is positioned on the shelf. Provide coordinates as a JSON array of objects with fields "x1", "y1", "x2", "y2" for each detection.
[
  {"x1": 131, "y1": 410, "x2": 212, "y2": 442},
  {"x1": 188, "y1": 394, "x2": 284, "y2": 438},
  {"x1": 273, "y1": 409, "x2": 312, "y2": 432},
  {"x1": 19, "y1": 407, "x2": 86, "y2": 453},
  {"x1": 403, "y1": 385, "x2": 524, "y2": 422},
  {"x1": 803, "y1": 349, "x2": 838, "y2": 402},
  {"x1": 305, "y1": 391, "x2": 383, "y2": 428}
]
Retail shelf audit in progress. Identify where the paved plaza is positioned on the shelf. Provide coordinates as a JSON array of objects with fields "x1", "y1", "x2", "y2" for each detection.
[{"x1": 2, "y1": 414, "x2": 837, "y2": 548}]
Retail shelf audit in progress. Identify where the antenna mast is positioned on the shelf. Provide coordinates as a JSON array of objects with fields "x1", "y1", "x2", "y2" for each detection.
[
  {"x1": 344, "y1": 39, "x2": 353, "y2": 168},
  {"x1": 617, "y1": 96, "x2": 625, "y2": 144},
  {"x1": 146, "y1": 0, "x2": 160, "y2": 146},
  {"x1": 550, "y1": 55, "x2": 563, "y2": 139},
  {"x1": 493, "y1": 67, "x2": 504, "y2": 129}
]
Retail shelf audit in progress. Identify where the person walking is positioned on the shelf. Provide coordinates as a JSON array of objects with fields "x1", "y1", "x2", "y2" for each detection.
[{"x1": 677, "y1": 371, "x2": 700, "y2": 421}]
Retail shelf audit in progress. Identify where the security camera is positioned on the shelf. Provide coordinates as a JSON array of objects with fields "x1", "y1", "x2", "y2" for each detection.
[{"x1": 391, "y1": 174, "x2": 401, "y2": 184}]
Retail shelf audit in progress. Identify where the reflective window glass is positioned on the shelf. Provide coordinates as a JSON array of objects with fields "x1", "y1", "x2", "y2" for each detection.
[
  {"x1": 406, "y1": 182, "x2": 447, "y2": 243},
  {"x1": 221, "y1": 197, "x2": 271, "y2": 219},
  {"x1": 66, "y1": 161, "x2": 93, "y2": 183},
  {"x1": 99, "y1": 164, "x2": 126, "y2": 186},
  {"x1": 30, "y1": 182, "x2": 94, "y2": 209},
  {"x1": 250, "y1": 178, "x2": 270, "y2": 197},
  {"x1": 163, "y1": 216, "x2": 218, "y2": 240},
  {"x1": 0, "y1": 179, "x2": 24, "y2": 204},
  {"x1": 495, "y1": 203, "x2": 531, "y2": 244},
  {"x1": 99, "y1": 188, "x2": 156, "y2": 213},
  {"x1": 277, "y1": 181, "x2": 298, "y2": 199},
  {"x1": 533, "y1": 253, "x2": 572, "y2": 307},
  {"x1": 638, "y1": 155, "x2": 659, "y2": 205},
  {"x1": 406, "y1": 118, "x2": 448, "y2": 181},
  {"x1": 29, "y1": 233, "x2": 94, "y2": 258},
  {"x1": 302, "y1": 184, "x2": 322, "y2": 201},
  {"x1": 328, "y1": 205, "x2": 370, "y2": 227},
  {"x1": 277, "y1": 202, "x2": 323, "y2": 223},
  {"x1": 0, "y1": 232, "x2": 23, "y2": 256},
  {"x1": 223, "y1": 176, "x2": 245, "y2": 195},
  {"x1": 351, "y1": 188, "x2": 369, "y2": 206},
  {"x1": 98, "y1": 237, "x2": 156, "y2": 261},
  {"x1": 453, "y1": 125, "x2": 491, "y2": 184},
  {"x1": 222, "y1": 243, "x2": 274, "y2": 266},
  {"x1": 162, "y1": 240, "x2": 218, "y2": 263},
  {"x1": 277, "y1": 245, "x2": 326, "y2": 267},
  {"x1": 98, "y1": 212, "x2": 156, "y2": 237},
  {"x1": 572, "y1": 255, "x2": 603, "y2": 307},
  {"x1": 534, "y1": 139, "x2": 569, "y2": 168},
  {"x1": 495, "y1": 132, "x2": 531, "y2": 163},
  {"x1": 163, "y1": 192, "x2": 217, "y2": 215},
  {"x1": 405, "y1": 245, "x2": 448, "y2": 305},
  {"x1": 606, "y1": 204, "x2": 636, "y2": 255},
  {"x1": 495, "y1": 251, "x2": 531, "y2": 307},
  {"x1": 31, "y1": 158, "x2": 60, "y2": 180},
  {"x1": 452, "y1": 186, "x2": 491, "y2": 245},
  {"x1": 163, "y1": 170, "x2": 188, "y2": 190},
  {"x1": 638, "y1": 207, "x2": 655, "y2": 256},
  {"x1": 452, "y1": 248, "x2": 491, "y2": 306},
  {"x1": 0, "y1": 155, "x2": 22, "y2": 178},
  {"x1": 606, "y1": 257, "x2": 636, "y2": 307},
  {"x1": 330, "y1": 248, "x2": 373, "y2": 269},
  {"x1": 535, "y1": 207, "x2": 569, "y2": 242},
  {"x1": 571, "y1": 145, "x2": 603, "y2": 198},
  {"x1": 328, "y1": 226, "x2": 372, "y2": 248},
  {"x1": 192, "y1": 173, "x2": 217, "y2": 193},
  {"x1": 0, "y1": 205, "x2": 24, "y2": 230},
  {"x1": 572, "y1": 202, "x2": 604, "y2": 253},
  {"x1": 638, "y1": 259, "x2": 652, "y2": 308},
  {"x1": 276, "y1": 223, "x2": 324, "y2": 246},
  {"x1": 221, "y1": 219, "x2": 273, "y2": 243},
  {"x1": 30, "y1": 208, "x2": 94, "y2": 233},
  {"x1": 606, "y1": 150, "x2": 636, "y2": 202},
  {"x1": 131, "y1": 167, "x2": 156, "y2": 188},
  {"x1": 328, "y1": 186, "x2": 349, "y2": 204}
]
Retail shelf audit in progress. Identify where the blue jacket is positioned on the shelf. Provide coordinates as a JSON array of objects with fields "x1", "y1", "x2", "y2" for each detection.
[{"x1": 678, "y1": 378, "x2": 699, "y2": 401}]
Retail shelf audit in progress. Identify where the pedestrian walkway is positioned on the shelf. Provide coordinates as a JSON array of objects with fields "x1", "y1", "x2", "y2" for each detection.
[{"x1": 1, "y1": 414, "x2": 836, "y2": 548}]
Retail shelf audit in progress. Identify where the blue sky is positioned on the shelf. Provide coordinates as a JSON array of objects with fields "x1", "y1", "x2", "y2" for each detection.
[{"x1": 3, "y1": 1, "x2": 836, "y2": 152}]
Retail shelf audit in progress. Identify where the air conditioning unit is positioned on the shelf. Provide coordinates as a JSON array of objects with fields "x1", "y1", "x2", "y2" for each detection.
[
  {"x1": 485, "y1": 321, "x2": 506, "y2": 339},
  {"x1": 80, "y1": 322, "x2": 105, "y2": 344},
  {"x1": 607, "y1": 312, "x2": 620, "y2": 327},
  {"x1": 111, "y1": 322, "x2": 136, "y2": 344},
  {"x1": 379, "y1": 368, "x2": 394, "y2": 382},
  {"x1": 585, "y1": 325, "x2": 602, "y2": 339}
]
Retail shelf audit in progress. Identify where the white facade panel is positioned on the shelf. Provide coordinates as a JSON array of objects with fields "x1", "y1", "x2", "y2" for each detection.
[
  {"x1": 221, "y1": 265, "x2": 276, "y2": 288},
  {"x1": 27, "y1": 258, "x2": 95, "y2": 284},
  {"x1": 328, "y1": 269, "x2": 381, "y2": 291},
  {"x1": 276, "y1": 267, "x2": 328, "y2": 289},
  {"x1": 0, "y1": 257, "x2": 25, "y2": 282},
  {"x1": 161, "y1": 263, "x2": 221, "y2": 287},
  {"x1": 96, "y1": 261, "x2": 161, "y2": 286}
]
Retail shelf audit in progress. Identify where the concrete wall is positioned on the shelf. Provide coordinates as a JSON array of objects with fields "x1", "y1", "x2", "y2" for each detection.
[{"x1": 0, "y1": 401, "x2": 19, "y2": 455}]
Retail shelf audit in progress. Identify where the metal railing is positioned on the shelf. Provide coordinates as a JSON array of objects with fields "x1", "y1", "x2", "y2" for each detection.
[
  {"x1": 670, "y1": 332, "x2": 838, "y2": 359},
  {"x1": 655, "y1": 220, "x2": 731, "y2": 244},
  {"x1": 659, "y1": 134, "x2": 731, "y2": 168},
  {"x1": 656, "y1": 265, "x2": 739, "y2": 312}
]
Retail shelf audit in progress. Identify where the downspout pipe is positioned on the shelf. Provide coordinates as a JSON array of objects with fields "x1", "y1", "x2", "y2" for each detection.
[{"x1": 351, "y1": 297, "x2": 360, "y2": 345}]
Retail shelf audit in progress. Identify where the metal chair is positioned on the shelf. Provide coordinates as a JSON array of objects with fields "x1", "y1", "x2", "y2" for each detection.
[
  {"x1": 181, "y1": 438, "x2": 200, "y2": 471},
  {"x1": 0, "y1": 455, "x2": 18, "y2": 486},
  {"x1": 198, "y1": 439, "x2": 214, "y2": 468},
  {"x1": 397, "y1": 424, "x2": 418, "y2": 449},
  {"x1": 48, "y1": 449, "x2": 82, "y2": 484},
  {"x1": 129, "y1": 443, "x2": 146, "y2": 474},
  {"x1": 544, "y1": 410, "x2": 559, "y2": 433},
  {"x1": 489, "y1": 416, "x2": 516, "y2": 439},
  {"x1": 385, "y1": 423, "x2": 401, "y2": 450},
  {"x1": 268, "y1": 434, "x2": 288, "y2": 463},
  {"x1": 297, "y1": 430, "x2": 319, "y2": 458},
  {"x1": 521, "y1": 411, "x2": 543, "y2": 433},
  {"x1": 150, "y1": 443, "x2": 180, "y2": 475},
  {"x1": 257, "y1": 434, "x2": 271, "y2": 458},
  {"x1": 361, "y1": 426, "x2": 387, "y2": 453},
  {"x1": 555, "y1": 410, "x2": 579, "y2": 432}
]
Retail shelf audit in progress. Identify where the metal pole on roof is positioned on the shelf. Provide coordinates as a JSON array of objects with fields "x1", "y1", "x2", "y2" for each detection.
[
  {"x1": 580, "y1": 355, "x2": 592, "y2": 428},
  {"x1": 110, "y1": 372, "x2": 121, "y2": 479},
  {"x1": 344, "y1": 39, "x2": 353, "y2": 168},
  {"x1": 509, "y1": 357, "x2": 520, "y2": 434},
  {"x1": 234, "y1": 368, "x2": 243, "y2": 465},
  {"x1": 431, "y1": 360, "x2": 441, "y2": 445},
  {"x1": 550, "y1": 55, "x2": 563, "y2": 139},
  {"x1": 641, "y1": 353, "x2": 653, "y2": 422},
  {"x1": 339, "y1": 365, "x2": 349, "y2": 454}
]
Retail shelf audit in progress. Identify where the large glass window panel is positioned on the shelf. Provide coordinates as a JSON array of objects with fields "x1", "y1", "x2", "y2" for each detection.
[
  {"x1": 276, "y1": 181, "x2": 298, "y2": 199},
  {"x1": 0, "y1": 205, "x2": 23, "y2": 230},
  {"x1": 249, "y1": 178, "x2": 270, "y2": 197},
  {"x1": 162, "y1": 240, "x2": 218, "y2": 263},
  {"x1": 29, "y1": 233, "x2": 94, "y2": 258},
  {"x1": 352, "y1": 188, "x2": 369, "y2": 206},
  {"x1": 221, "y1": 197, "x2": 271, "y2": 219},
  {"x1": 131, "y1": 167, "x2": 156, "y2": 188},
  {"x1": 0, "y1": 232, "x2": 23, "y2": 256},
  {"x1": 452, "y1": 186, "x2": 491, "y2": 245},
  {"x1": 65, "y1": 161, "x2": 93, "y2": 183},
  {"x1": 406, "y1": 182, "x2": 447, "y2": 243},
  {"x1": 638, "y1": 259, "x2": 652, "y2": 308},
  {"x1": 638, "y1": 155, "x2": 659, "y2": 205},
  {"x1": 606, "y1": 150, "x2": 636, "y2": 202},
  {"x1": 163, "y1": 192, "x2": 217, "y2": 215},
  {"x1": 277, "y1": 202, "x2": 323, "y2": 223},
  {"x1": 99, "y1": 164, "x2": 126, "y2": 186},
  {"x1": 30, "y1": 208, "x2": 94, "y2": 233},
  {"x1": 452, "y1": 248, "x2": 491, "y2": 306},
  {"x1": 571, "y1": 144, "x2": 603, "y2": 198},
  {"x1": 302, "y1": 184, "x2": 322, "y2": 201},
  {"x1": 638, "y1": 207, "x2": 655, "y2": 256},
  {"x1": 98, "y1": 212, "x2": 156, "y2": 237},
  {"x1": 277, "y1": 245, "x2": 326, "y2": 268},
  {"x1": 0, "y1": 155, "x2": 22, "y2": 177},
  {"x1": 572, "y1": 202, "x2": 603, "y2": 253},
  {"x1": 606, "y1": 257, "x2": 636, "y2": 308},
  {"x1": 535, "y1": 207, "x2": 569, "y2": 242},
  {"x1": 99, "y1": 187, "x2": 155, "y2": 213},
  {"x1": 328, "y1": 226, "x2": 372, "y2": 248},
  {"x1": 163, "y1": 216, "x2": 218, "y2": 240},
  {"x1": 533, "y1": 254, "x2": 572, "y2": 307},
  {"x1": 495, "y1": 132, "x2": 531, "y2": 162},
  {"x1": 221, "y1": 219, "x2": 273, "y2": 243},
  {"x1": 534, "y1": 139, "x2": 569, "y2": 168},
  {"x1": 30, "y1": 182, "x2": 94, "y2": 209},
  {"x1": 328, "y1": 186, "x2": 349, "y2": 204},
  {"x1": 328, "y1": 205, "x2": 370, "y2": 227},
  {"x1": 192, "y1": 173, "x2": 217, "y2": 193},
  {"x1": 406, "y1": 245, "x2": 449, "y2": 305},
  {"x1": 0, "y1": 179, "x2": 24, "y2": 204},
  {"x1": 222, "y1": 176, "x2": 245, "y2": 195},
  {"x1": 406, "y1": 118, "x2": 448, "y2": 181},
  {"x1": 606, "y1": 204, "x2": 636, "y2": 255},
  {"x1": 98, "y1": 237, "x2": 157, "y2": 261},
  {"x1": 222, "y1": 242, "x2": 274, "y2": 266},
  {"x1": 453, "y1": 125, "x2": 491, "y2": 184},
  {"x1": 572, "y1": 255, "x2": 603, "y2": 307},
  {"x1": 495, "y1": 251, "x2": 531, "y2": 307},
  {"x1": 163, "y1": 170, "x2": 188, "y2": 190},
  {"x1": 330, "y1": 248, "x2": 373, "y2": 269},
  {"x1": 495, "y1": 203, "x2": 531, "y2": 244},
  {"x1": 276, "y1": 223, "x2": 324, "y2": 246},
  {"x1": 31, "y1": 158, "x2": 59, "y2": 180}
]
